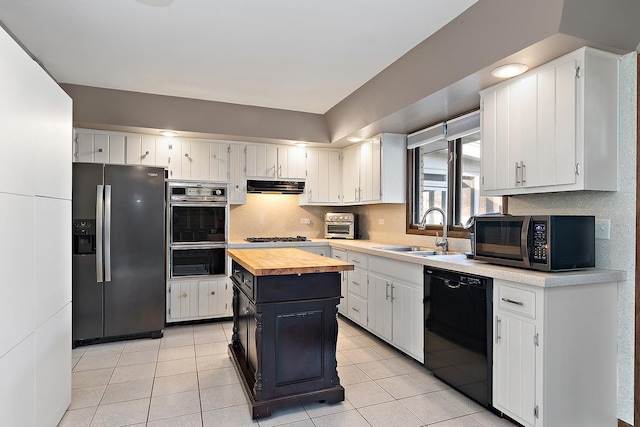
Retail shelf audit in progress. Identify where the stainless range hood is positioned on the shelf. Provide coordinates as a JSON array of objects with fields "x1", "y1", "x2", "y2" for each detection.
[{"x1": 247, "y1": 180, "x2": 305, "y2": 194}]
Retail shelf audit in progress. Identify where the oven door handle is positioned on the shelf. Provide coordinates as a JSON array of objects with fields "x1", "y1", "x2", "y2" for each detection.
[{"x1": 169, "y1": 202, "x2": 227, "y2": 208}]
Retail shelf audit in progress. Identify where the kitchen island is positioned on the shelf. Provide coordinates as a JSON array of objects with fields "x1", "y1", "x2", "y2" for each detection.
[{"x1": 227, "y1": 248, "x2": 354, "y2": 419}]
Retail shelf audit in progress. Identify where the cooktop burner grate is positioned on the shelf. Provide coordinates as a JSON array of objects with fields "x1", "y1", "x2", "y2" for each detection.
[{"x1": 245, "y1": 236, "x2": 309, "y2": 243}]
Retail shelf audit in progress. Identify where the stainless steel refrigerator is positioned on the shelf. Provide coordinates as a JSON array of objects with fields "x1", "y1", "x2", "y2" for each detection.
[{"x1": 72, "y1": 163, "x2": 165, "y2": 345}]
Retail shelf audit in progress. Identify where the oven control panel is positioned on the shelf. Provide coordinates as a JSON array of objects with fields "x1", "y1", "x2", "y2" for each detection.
[
  {"x1": 169, "y1": 182, "x2": 227, "y2": 202},
  {"x1": 532, "y1": 220, "x2": 548, "y2": 263}
]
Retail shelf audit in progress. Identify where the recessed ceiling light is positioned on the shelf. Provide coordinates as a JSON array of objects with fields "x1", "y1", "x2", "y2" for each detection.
[
  {"x1": 295, "y1": 143, "x2": 308, "y2": 148},
  {"x1": 490, "y1": 63, "x2": 529, "y2": 79},
  {"x1": 160, "y1": 130, "x2": 177, "y2": 137},
  {"x1": 347, "y1": 136, "x2": 363, "y2": 143}
]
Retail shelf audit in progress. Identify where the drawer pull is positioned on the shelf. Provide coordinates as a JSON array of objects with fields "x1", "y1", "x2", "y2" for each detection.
[
  {"x1": 502, "y1": 297, "x2": 524, "y2": 306},
  {"x1": 352, "y1": 281, "x2": 359, "y2": 286},
  {"x1": 352, "y1": 307, "x2": 360, "y2": 312},
  {"x1": 352, "y1": 259, "x2": 360, "y2": 264}
]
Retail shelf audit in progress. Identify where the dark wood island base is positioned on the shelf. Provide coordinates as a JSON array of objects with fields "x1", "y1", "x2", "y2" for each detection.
[{"x1": 226, "y1": 249, "x2": 353, "y2": 419}]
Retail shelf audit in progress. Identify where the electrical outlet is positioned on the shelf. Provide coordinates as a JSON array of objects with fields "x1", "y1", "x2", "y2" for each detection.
[
  {"x1": 595, "y1": 218, "x2": 610, "y2": 240},
  {"x1": 378, "y1": 219, "x2": 384, "y2": 225},
  {"x1": 300, "y1": 218, "x2": 310, "y2": 225}
]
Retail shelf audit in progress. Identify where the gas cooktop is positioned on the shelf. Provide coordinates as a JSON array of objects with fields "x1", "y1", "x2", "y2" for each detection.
[{"x1": 245, "y1": 236, "x2": 309, "y2": 243}]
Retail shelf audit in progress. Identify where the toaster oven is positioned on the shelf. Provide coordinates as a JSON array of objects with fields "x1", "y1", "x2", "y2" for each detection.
[{"x1": 324, "y1": 213, "x2": 356, "y2": 239}]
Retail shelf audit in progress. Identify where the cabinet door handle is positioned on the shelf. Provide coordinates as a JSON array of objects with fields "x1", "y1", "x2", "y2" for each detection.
[
  {"x1": 211, "y1": 291, "x2": 215, "y2": 295},
  {"x1": 390, "y1": 284, "x2": 395, "y2": 302},
  {"x1": 233, "y1": 269, "x2": 240, "y2": 274},
  {"x1": 495, "y1": 316, "x2": 501, "y2": 342},
  {"x1": 182, "y1": 293, "x2": 187, "y2": 298},
  {"x1": 515, "y1": 162, "x2": 521, "y2": 186},
  {"x1": 385, "y1": 282, "x2": 390, "y2": 300},
  {"x1": 521, "y1": 162, "x2": 526, "y2": 184},
  {"x1": 501, "y1": 297, "x2": 524, "y2": 306}
]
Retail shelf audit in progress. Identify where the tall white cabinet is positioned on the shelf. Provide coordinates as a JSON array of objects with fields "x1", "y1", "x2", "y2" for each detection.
[{"x1": 0, "y1": 26, "x2": 73, "y2": 427}]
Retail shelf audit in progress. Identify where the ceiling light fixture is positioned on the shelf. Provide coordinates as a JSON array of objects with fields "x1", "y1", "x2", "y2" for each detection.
[
  {"x1": 160, "y1": 130, "x2": 177, "y2": 137},
  {"x1": 295, "y1": 143, "x2": 308, "y2": 148},
  {"x1": 490, "y1": 63, "x2": 529, "y2": 78},
  {"x1": 347, "y1": 136, "x2": 363, "y2": 143}
]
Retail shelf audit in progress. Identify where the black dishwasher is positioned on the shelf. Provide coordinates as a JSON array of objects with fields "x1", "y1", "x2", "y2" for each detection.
[{"x1": 424, "y1": 267, "x2": 493, "y2": 408}]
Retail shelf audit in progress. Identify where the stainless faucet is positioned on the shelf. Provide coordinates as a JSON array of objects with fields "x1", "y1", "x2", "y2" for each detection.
[{"x1": 419, "y1": 207, "x2": 448, "y2": 253}]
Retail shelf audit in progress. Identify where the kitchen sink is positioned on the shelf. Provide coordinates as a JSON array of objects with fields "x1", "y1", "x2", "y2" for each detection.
[
  {"x1": 407, "y1": 250, "x2": 437, "y2": 256},
  {"x1": 374, "y1": 245, "x2": 429, "y2": 252},
  {"x1": 374, "y1": 245, "x2": 463, "y2": 257}
]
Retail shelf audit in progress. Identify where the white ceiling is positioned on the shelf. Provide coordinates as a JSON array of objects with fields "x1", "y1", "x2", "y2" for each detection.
[{"x1": 0, "y1": 0, "x2": 476, "y2": 114}]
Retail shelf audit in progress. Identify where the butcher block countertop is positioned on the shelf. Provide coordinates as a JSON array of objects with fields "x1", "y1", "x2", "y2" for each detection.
[{"x1": 227, "y1": 248, "x2": 354, "y2": 276}]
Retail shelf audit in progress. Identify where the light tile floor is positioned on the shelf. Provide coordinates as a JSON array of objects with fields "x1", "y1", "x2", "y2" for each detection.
[{"x1": 59, "y1": 317, "x2": 516, "y2": 427}]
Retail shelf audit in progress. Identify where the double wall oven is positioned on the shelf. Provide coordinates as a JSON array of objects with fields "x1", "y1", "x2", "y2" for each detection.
[{"x1": 167, "y1": 182, "x2": 228, "y2": 279}]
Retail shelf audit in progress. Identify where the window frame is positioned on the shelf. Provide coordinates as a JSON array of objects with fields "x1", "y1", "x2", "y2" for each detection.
[{"x1": 405, "y1": 138, "x2": 508, "y2": 238}]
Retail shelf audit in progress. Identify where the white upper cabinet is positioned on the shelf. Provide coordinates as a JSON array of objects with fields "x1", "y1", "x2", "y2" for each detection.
[
  {"x1": 341, "y1": 133, "x2": 406, "y2": 205},
  {"x1": 209, "y1": 142, "x2": 230, "y2": 182},
  {"x1": 245, "y1": 144, "x2": 278, "y2": 178},
  {"x1": 72, "y1": 130, "x2": 407, "y2": 206},
  {"x1": 277, "y1": 145, "x2": 306, "y2": 180},
  {"x1": 245, "y1": 144, "x2": 305, "y2": 180},
  {"x1": 480, "y1": 47, "x2": 619, "y2": 196},
  {"x1": 229, "y1": 143, "x2": 247, "y2": 205},
  {"x1": 74, "y1": 131, "x2": 125, "y2": 164},
  {"x1": 301, "y1": 149, "x2": 342, "y2": 205}
]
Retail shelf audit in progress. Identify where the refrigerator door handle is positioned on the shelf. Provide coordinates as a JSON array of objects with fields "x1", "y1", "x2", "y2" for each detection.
[
  {"x1": 104, "y1": 184, "x2": 112, "y2": 282},
  {"x1": 96, "y1": 185, "x2": 104, "y2": 282}
]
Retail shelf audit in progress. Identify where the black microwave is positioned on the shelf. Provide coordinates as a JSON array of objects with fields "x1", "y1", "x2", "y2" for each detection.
[{"x1": 474, "y1": 215, "x2": 595, "y2": 271}]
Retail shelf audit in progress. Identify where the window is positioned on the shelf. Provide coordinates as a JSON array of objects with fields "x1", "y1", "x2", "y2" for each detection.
[{"x1": 408, "y1": 112, "x2": 503, "y2": 235}]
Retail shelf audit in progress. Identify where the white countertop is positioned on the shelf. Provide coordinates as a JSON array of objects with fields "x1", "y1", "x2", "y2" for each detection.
[{"x1": 229, "y1": 239, "x2": 626, "y2": 288}]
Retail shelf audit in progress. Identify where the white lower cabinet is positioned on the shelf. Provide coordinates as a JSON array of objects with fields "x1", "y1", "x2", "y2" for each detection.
[
  {"x1": 367, "y1": 274, "x2": 393, "y2": 341},
  {"x1": 346, "y1": 251, "x2": 368, "y2": 327},
  {"x1": 367, "y1": 256, "x2": 423, "y2": 362},
  {"x1": 301, "y1": 245, "x2": 329, "y2": 257},
  {"x1": 331, "y1": 248, "x2": 349, "y2": 315},
  {"x1": 167, "y1": 278, "x2": 231, "y2": 322},
  {"x1": 338, "y1": 250, "x2": 423, "y2": 362},
  {"x1": 389, "y1": 280, "x2": 423, "y2": 360},
  {"x1": 492, "y1": 279, "x2": 617, "y2": 427}
]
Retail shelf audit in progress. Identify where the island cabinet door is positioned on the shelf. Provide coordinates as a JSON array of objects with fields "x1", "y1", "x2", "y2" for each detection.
[
  {"x1": 257, "y1": 298, "x2": 340, "y2": 400},
  {"x1": 236, "y1": 290, "x2": 257, "y2": 375}
]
